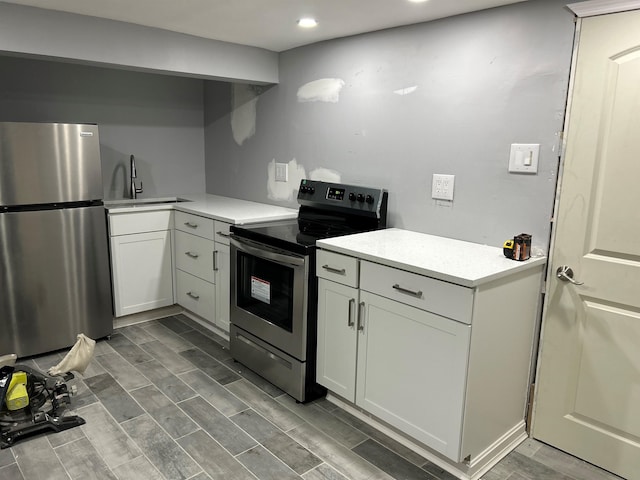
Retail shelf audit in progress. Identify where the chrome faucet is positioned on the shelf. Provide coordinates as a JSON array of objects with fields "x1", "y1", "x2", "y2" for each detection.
[{"x1": 129, "y1": 154, "x2": 143, "y2": 199}]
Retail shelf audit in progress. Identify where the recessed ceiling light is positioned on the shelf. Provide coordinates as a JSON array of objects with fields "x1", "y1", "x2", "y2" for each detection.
[{"x1": 297, "y1": 17, "x2": 318, "y2": 28}]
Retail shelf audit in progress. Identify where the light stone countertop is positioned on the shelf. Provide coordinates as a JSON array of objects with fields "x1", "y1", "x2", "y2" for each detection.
[
  {"x1": 105, "y1": 193, "x2": 298, "y2": 225},
  {"x1": 317, "y1": 228, "x2": 547, "y2": 288}
]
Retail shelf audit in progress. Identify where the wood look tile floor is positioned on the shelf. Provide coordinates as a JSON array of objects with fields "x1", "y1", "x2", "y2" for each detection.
[{"x1": 0, "y1": 315, "x2": 624, "y2": 480}]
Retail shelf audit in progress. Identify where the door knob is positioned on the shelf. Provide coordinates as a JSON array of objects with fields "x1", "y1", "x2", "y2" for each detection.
[{"x1": 556, "y1": 266, "x2": 584, "y2": 285}]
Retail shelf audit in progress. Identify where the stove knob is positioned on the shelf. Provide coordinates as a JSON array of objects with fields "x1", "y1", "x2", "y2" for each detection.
[
  {"x1": 366, "y1": 194, "x2": 374, "y2": 204},
  {"x1": 357, "y1": 194, "x2": 365, "y2": 203},
  {"x1": 300, "y1": 185, "x2": 306, "y2": 193},
  {"x1": 309, "y1": 187, "x2": 315, "y2": 194},
  {"x1": 348, "y1": 192, "x2": 356, "y2": 201}
]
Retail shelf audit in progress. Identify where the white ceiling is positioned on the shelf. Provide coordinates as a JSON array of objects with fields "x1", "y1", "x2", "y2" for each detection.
[{"x1": 2, "y1": 0, "x2": 527, "y2": 52}]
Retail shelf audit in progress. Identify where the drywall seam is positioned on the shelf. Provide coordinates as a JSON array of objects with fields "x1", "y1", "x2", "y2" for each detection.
[{"x1": 231, "y1": 84, "x2": 259, "y2": 146}]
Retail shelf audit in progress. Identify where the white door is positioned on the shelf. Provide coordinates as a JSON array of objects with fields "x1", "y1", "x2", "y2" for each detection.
[
  {"x1": 356, "y1": 291, "x2": 470, "y2": 462},
  {"x1": 533, "y1": 9, "x2": 640, "y2": 480},
  {"x1": 111, "y1": 230, "x2": 174, "y2": 317},
  {"x1": 215, "y1": 243, "x2": 231, "y2": 332},
  {"x1": 316, "y1": 278, "x2": 358, "y2": 401}
]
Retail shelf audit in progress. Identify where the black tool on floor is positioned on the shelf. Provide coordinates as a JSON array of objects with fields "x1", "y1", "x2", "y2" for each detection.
[{"x1": 0, "y1": 364, "x2": 85, "y2": 449}]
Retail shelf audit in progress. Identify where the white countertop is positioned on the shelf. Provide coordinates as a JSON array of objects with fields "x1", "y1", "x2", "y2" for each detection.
[
  {"x1": 317, "y1": 228, "x2": 546, "y2": 287},
  {"x1": 105, "y1": 194, "x2": 298, "y2": 225}
]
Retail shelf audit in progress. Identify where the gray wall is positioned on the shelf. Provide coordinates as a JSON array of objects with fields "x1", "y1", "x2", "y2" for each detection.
[
  {"x1": 0, "y1": 2, "x2": 278, "y2": 84},
  {"x1": 0, "y1": 56, "x2": 207, "y2": 200},
  {"x1": 204, "y1": 0, "x2": 575, "y2": 250}
]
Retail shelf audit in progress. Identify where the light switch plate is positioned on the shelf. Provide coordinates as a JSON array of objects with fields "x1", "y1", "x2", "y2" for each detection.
[
  {"x1": 275, "y1": 162, "x2": 288, "y2": 182},
  {"x1": 509, "y1": 144, "x2": 539, "y2": 174},
  {"x1": 432, "y1": 174, "x2": 455, "y2": 201}
]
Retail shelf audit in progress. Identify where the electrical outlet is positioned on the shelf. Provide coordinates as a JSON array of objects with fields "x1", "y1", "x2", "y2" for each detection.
[
  {"x1": 432, "y1": 174, "x2": 455, "y2": 201},
  {"x1": 275, "y1": 162, "x2": 288, "y2": 182}
]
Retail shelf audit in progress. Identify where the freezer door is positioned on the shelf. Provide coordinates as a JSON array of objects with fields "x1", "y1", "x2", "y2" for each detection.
[
  {"x1": 0, "y1": 122, "x2": 103, "y2": 206},
  {"x1": 0, "y1": 206, "x2": 113, "y2": 357}
]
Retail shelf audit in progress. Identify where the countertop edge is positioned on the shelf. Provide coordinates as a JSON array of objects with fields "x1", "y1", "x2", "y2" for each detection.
[
  {"x1": 105, "y1": 195, "x2": 298, "y2": 224},
  {"x1": 317, "y1": 238, "x2": 547, "y2": 288}
]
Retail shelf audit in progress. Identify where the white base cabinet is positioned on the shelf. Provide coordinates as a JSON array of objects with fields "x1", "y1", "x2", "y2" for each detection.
[
  {"x1": 316, "y1": 233, "x2": 545, "y2": 478},
  {"x1": 316, "y1": 278, "x2": 358, "y2": 400},
  {"x1": 109, "y1": 210, "x2": 174, "y2": 317},
  {"x1": 174, "y1": 210, "x2": 231, "y2": 332}
]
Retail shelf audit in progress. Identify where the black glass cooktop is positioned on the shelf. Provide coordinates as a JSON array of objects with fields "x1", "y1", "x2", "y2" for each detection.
[{"x1": 231, "y1": 219, "x2": 359, "y2": 256}]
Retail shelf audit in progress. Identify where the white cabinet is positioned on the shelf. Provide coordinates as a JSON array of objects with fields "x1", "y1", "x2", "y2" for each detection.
[
  {"x1": 317, "y1": 278, "x2": 359, "y2": 400},
  {"x1": 174, "y1": 210, "x2": 231, "y2": 332},
  {"x1": 109, "y1": 210, "x2": 174, "y2": 317},
  {"x1": 316, "y1": 234, "x2": 545, "y2": 476},
  {"x1": 357, "y1": 289, "x2": 470, "y2": 461}
]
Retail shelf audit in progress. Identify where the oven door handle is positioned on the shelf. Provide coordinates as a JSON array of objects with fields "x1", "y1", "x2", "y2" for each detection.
[{"x1": 230, "y1": 237, "x2": 306, "y2": 267}]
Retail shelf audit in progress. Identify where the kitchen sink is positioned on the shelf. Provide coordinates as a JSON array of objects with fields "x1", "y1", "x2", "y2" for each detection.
[{"x1": 104, "y1": 197, "x2": 192, "y2": 209}]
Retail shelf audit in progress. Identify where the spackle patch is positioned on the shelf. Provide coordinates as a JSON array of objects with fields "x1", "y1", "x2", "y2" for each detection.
[
  {"x1": 309, "y1": 168, "x2": 341, "y2": 183},
  {"x1": 267, "y1": 158, "x2": 307, "y2": 201},
  {"x1": 393, "y1": 85, "x2": 418, "y2": 96},
  {"x1": 231, "y1": 84, "x2": 258, "y2": 146},
  {"x1": 297, "y1": 78, "x2": 345, "y2": 103}
]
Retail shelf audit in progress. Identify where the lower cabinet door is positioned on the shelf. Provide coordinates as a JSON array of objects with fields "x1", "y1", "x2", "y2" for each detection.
[
  {"x1": 316, "y1": 278, "x2": 359, "y2": 401},
  {"x1": 214, "y1": 243, "x2": 231, "y2": 332},
  {"x1": 356, "y1": 290, "x2": 471, "y2": 462},
  {"x1": 111, "y1": 230, "x2": 174, "y2": 317},
  {"x1": 176, "y1": 269, "x2": 215, "y2": 323}
]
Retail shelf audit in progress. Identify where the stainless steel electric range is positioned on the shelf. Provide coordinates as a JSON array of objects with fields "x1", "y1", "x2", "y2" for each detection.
[{"x1": 229, "y1": 179, "x2": 388, "y2": 402}]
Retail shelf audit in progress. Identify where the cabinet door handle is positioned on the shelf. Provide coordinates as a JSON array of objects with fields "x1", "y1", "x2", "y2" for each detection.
[
  {"x1": 357, "y1": 301, "x2": 365, "y2": 332},
  {"x1": 322, "y1": 264, "x2": 346, "y2": 275},
  {"x1": 213, "y1": 250, "x2": 218, "y2": 271},
  {"x1": 216, "y1": 231, "x2": 230, "y2": 238},
  {"x1": 185, "y1": 251, "x2": 199, "y2": 259},
  {"x1": 347, "y1": 298, "x2": 355, "y2": 327},
  {"x1": 186, "y1": 291, "x2": 200, "y2": 300},
  {"x1": 184, "y1": 221, "x2": 198, "y2": 229},
  {"x1": 392, "y1": 284, "x2": 423, "y2": 298}
]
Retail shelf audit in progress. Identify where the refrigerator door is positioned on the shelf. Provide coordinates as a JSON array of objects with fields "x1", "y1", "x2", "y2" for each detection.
[
  {"x1": 0, "y1": 206, "x2": 113, "y2": 357},
  {"x1": 0, "y1": 122, "x2": 103, "y2": 206}
]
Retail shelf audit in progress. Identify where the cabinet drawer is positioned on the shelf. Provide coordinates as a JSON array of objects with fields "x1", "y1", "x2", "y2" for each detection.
[
  {"x1": 176, "y1": 270, "x2": 215, "y2": 322},
  {"x1": 175, "y1": 230, "x2": 215, "y2": 283},
  {"x1": 175, "y1": 211, "x2": 214, "y2": 240},
  {"x1": 317, "y1": 250, "x2": 359, "y2": 288},
  {"x1": 109, "y1": 210, "x2": 173, "y2": 236},
  {"x1": 214, "y1": 221, "x2": 232, "y2": 245},
  {"x1": 360, "y1": 261, "x2": 473, "y2": 324}
]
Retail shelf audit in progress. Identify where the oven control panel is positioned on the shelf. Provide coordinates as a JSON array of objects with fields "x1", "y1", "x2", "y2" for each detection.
[{"x1": 298, "y1": 179, "x2": 388, "y2": 219}]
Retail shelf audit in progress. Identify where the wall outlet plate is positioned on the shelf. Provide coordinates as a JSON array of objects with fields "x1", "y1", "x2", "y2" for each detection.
[
  {"x1": 432, "y1": 174, "x2": 455, "y2": 201},
  {"x1": 275, "y1": 162, "x2": 288, "y2": 182},
  {"x1": 509, "y1": 144, "x2": 539, "y2": 174}
]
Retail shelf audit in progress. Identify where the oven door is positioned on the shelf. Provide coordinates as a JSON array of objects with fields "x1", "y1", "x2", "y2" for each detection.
[{"x1": 230, "y1": 236, "x2": 310, "y2": 361}]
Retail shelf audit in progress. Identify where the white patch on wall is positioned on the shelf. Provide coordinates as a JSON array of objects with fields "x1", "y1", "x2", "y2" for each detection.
[
  {"x1": 267, "y1": 158, "x2": 307, "y2": 201},
  {"x1": 297, "y1": 78, "x2": 345, "y2": 103},
  {"x1": 231, "y1": 84, "x2": 259, "y2": 146},
  {"x1": 309, "y1": 168, "x2": 341, "y2": 183},
  {"x1": 393, "y1": 85, "x2": 418, "y2": 96}
]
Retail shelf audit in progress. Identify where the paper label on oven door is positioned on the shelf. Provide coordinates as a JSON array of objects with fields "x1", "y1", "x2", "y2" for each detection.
[{"x1": 251, "y1": 276, "x2": 271, "y2": 304}]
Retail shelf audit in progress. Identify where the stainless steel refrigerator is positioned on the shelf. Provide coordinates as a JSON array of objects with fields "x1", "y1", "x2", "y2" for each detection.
[{"x1": 0, "y1": 122, "x2": 113, "y2": 357}]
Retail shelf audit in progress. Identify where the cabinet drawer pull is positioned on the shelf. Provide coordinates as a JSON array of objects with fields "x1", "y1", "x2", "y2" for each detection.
[
  {"x1": 348, "y1": 298, "x2": 355, "y2": 327},
  {"x1": 184, "y1": 221, "x2": 198, "y2": 228},
  {"x1": 213, "y1": 250, "x2": 218, "y2": 271},
  {"x1": 322, "y1": 264, "x2": 346, "y2": 275},
  {"x1": 358, "y1": 301, "x2": 365, "y2": 332},
  {"x1": 186, "y1": 291, "x2": 200, "y2": 300},
  {"x1": 216, "y1": 231, "x2": 230, "y2": 238},
  {"x1": 185, "y1": 251, "x2": 199, "y2": 259},
  {"x1": 392, "y1": 284, "x2": 423, "y2": 298}
]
